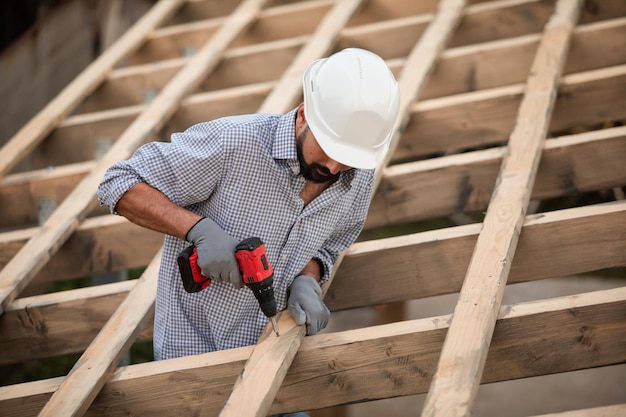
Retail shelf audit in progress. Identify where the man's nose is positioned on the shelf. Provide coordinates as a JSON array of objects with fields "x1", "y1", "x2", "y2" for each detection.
[{"x1": 325, "y1": 159, "x2": 343, "y2": 175}]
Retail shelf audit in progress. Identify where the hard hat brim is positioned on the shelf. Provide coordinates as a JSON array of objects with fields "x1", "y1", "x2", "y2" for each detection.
[{"x1": 307, "y1": 117, "x2": 390, "y2": 170}]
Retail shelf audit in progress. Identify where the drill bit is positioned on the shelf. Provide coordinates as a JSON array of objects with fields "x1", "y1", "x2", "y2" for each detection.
[{"x1": 270, "y1": 316, "x2": 280, "y2": 336}]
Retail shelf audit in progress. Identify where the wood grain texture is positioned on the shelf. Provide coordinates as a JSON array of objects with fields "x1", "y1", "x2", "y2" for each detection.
[
  {"x1": 421, "y1": 1, "x2": 584, "y2": 415},
  {"x1": 1, "y1": 288, "x2": 623, "y2": 416},
  {"x1": 0, "y1": 0, "x2": 183, "y2": 178},
  {"x1": 36, "y1": 251, "x2": 161, "y2": 417},
  {"x1": 0, "y1": 0, "x2": 268, "y2": 316},
  {"x1": 1, "y1": 200, "x2": 623, "y2": 363}
]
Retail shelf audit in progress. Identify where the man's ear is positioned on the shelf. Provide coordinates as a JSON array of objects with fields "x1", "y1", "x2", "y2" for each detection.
[{"x1": 296, "y1": 102, "x2": 306, "y2": 130}]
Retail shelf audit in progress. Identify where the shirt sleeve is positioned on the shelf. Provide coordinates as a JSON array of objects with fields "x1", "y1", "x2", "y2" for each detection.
[
  {"x1": 98, "y1": 121, "x2": 227, "y2": 214},
  {"x1": 315, "y1": 171, "x2": 375, "y2": 285}
]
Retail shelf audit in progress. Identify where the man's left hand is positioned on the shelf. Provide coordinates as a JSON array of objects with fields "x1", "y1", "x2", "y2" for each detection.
[{"x1": 287, "y1": 275, "x2": 330, "y2": 335}]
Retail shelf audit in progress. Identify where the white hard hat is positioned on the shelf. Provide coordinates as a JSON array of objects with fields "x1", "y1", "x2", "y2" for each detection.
[{"x1": 302, "y1": 48, "x2": 400, "y2": 169}]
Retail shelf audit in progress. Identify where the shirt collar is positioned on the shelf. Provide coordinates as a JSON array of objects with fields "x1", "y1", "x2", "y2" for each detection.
[{"x1": 272, "y1": 108, "x2": 298, "y2": 161}]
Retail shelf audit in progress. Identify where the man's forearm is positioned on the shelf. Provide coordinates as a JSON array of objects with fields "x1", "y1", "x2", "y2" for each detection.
[
  {"x1": 299, "y1": 258, "x2": 324, "y2": 282},
  {"x1": 115, "y1": 182, "x2": 201, "y2": 240}
]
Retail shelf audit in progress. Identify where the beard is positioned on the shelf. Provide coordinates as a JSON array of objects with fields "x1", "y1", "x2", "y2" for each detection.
[{"x1": 296, "y1": 126, "x2": 341, "y2": 184}]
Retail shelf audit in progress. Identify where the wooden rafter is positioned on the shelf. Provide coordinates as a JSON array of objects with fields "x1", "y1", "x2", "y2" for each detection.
[
  {"x1": 422, "y1": 1, "x2": 585, "y2": 415},
  {"x1": 1, "y1": 200, "x2": 624, "y2": 365},
  {"x1": 1, "y1": 287, "x2": 624, "y2": 415},
  {"x1": 24, "y1": 0, "x2": 271, "y2": 414},
  {"x1": 0, "y1": 0, "x2": 184, "y2": 179},
  {"x1": 218, "y1": 0, "x2": 368, "y2": 415},
  {"x1": 0, "y1": 0, "x2": 624, "y2": 415},
  {"x1": 0, "y1": 0, "x2": 268, "y2": 314}
]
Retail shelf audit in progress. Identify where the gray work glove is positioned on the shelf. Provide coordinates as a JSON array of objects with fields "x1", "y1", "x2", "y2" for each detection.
[
  {"x1": 186, "y1": 217, "x2": 243, "y2": 289},
  {"x1": 287, "y1": 275, "x2": 330, "y2": 335}
]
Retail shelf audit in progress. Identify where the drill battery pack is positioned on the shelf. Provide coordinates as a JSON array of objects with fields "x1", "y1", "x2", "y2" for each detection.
[{"x1": 177, "y1": 245, "x2": 210, "y2": 293}]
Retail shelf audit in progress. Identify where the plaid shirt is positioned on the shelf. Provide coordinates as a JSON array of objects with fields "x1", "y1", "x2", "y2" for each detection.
[{"x1": 98, "y1": 108, "x2": 375, "y2": 359}]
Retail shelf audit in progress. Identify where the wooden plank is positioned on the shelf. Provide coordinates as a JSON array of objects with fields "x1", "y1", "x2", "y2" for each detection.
[
  {"x1": 37, "y1": 250, "x2": 161, "y2": 417},
  {"x1": 398, "y1": 64, "x2": 626, "y2": 161},
  {"x1": 219, "y1": 1, "x2": 368, "y2": 415},
  {"x1": 10, "y1": 64, "x2": 622, "y2": 231},
  {"x1": 258, "y1": 0, "x2": 365, "y2": 113},
  {"x1": 1, "y1": 124, "x2": 623, "y2": 284},
  {"x1": 218, "y1": 315, "x2": 306, "y2": 417},
  {"x1": 0, "y1": 280, "x2": 144, "y2": 365},
  {"x1": 378, "y1": 0, "x2": 468, "y2": 182},
  {"x1": 233, "y1": 0, "x2": 332, "y2": 46},
  {"x1": 421, "y1": 2, "x2": 584, "y2": 416},
  {"x1": 0, "y1": 0, "x2": 268, "y2": 315},
  {"x1": 340, "y1": 0, "x2": 554, "y2": 58},
  {"x1": 22, "y1": 16, "x2": 626, "y2": 170},
  {"x1": 0, "y1": 215, "x2": 162, "y2": 287},
  {"x1": 2, "y1": 200, "x2": 624, "y2": 363},
  {"x1": 0, "y1": 0, "x2": 183, "y2": 178},
  {"x1": 200, "y1": 37, "x2": 304, "y2": 92},
  {"x1": 83, "y1": 1, "x2": 330, "y2": 109},
  {"x1": 332, "y1": 200, "x2": 626, "y2": 310},
  {"x1": 368, "y1": 125, "x2": 626, "y2": 228},
  {"x1": 530, "y1": 404, "x2": 626, "y2": 417},
  {"x1": 420, "y1": 17, "x2": 626, "y2": 99},
  {"x1": 126, "y1": 1, "x2": 330, "y2": 65},
  {"x1": 1, "y1": 287, "x2": 623, "y2": 415}
]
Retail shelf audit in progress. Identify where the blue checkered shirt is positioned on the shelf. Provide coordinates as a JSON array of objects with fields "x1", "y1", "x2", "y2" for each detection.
[{"x1": 98, "y1": 108, "x2": 375, "y2": 359}]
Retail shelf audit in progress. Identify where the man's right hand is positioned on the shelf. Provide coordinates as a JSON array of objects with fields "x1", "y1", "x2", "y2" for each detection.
[{"x1": 186, "y1": 217, "x2": 243, "y2": 288}]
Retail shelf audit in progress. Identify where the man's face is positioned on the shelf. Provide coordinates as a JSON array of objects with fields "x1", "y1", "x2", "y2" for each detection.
[{"x1": 296, "y1": 125, "x2": 348, "y2": 183}]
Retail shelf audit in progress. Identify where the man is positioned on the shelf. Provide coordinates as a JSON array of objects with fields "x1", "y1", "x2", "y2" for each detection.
[{"x1": 98, "y1": 48, "x2": 400, "y2": 361}]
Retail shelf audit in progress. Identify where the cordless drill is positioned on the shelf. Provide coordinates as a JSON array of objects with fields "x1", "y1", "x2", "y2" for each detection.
[{"x1": 177, "y1": 237, "x2": 280, "y2": 336}]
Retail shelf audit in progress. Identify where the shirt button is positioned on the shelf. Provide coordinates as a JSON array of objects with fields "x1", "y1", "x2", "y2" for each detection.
[{"x1": 281, "y1": 255, "x2": 287, "y2": 261}]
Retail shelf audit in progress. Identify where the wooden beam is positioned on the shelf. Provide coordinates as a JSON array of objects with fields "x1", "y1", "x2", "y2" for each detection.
[
  {"x1": 339, "y1": 0, "x2": 555, "y2": 58},
  {"x1": 2, "y1": 199, "x2": 624, "y2": 363},
  {"x1": 1, "y1": 287, "x2": 623, "y2": 415},
  {"x1": 218, "y1": 315, "x2": 305, "y2": 417},
  {"x1": 332, "y1": 200, "x2": 626, "y2": 309},
  {"x1": 397, "y1": 64, "x2": 626, "y2": 161},
  {"x1": 0, "y1": 280, "x2": 143, "y2": 365},
  {"x1": 530, "y1": 404, "x2": 626, "y2": 417},
  {"x1": 368, "y1": 125, "x2": 626, "y2": 228},
  {"x1": 420, "y1": 17, "x2": 626, "y2": 100},
  {"x1": 258, "y1": 0, "x2": 365, "y2": 114},
  {"x1": 219, "y1": 1, "x2": 368, "y2": 415},
  {"x1": 422, "y1": 2, "x2": 584, "y2": 415},
  {"x1": 84, "y1": 3, "x2": 324, "y2": 111},
  {"x1": 37, "y1": 250, "x2": 160, "y2": 417},
  {"x1": 11, "y1": 20, "x2": 624, "y2": 191},
  {"x1": 1, "y1": 124, "x2": 623, "y2": 286},
  {"x1": 23, "y1": 15, "x2": 625, "y2": 170},
  {"x1": 0, "y1": 215, "x2": 162, "y2": 287},
  {"x1": 0, "y1": 0, "x2": 268, "y2": 315},
  {"x1": 377, "y1": 0, "x2": 468, "y2": 186},
  {"x1": 7, "y1": 65, "x2": 623, "y2": 232},
  {"x1": 233, "y1": 0, "x2": 332, "y2": 46},
  {"x1": 0, "y1": 0, "x2": 183, "y2": 178}
]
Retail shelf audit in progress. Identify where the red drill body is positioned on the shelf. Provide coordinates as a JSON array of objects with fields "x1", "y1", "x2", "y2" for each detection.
[{"x1": 177, "y1": 237, "x2": 280, "y2": 336}]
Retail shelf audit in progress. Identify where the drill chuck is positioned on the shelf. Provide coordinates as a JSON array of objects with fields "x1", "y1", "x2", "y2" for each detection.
[{"x1": 246, "y1": 279, "x2": 277, "y2": 318}]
